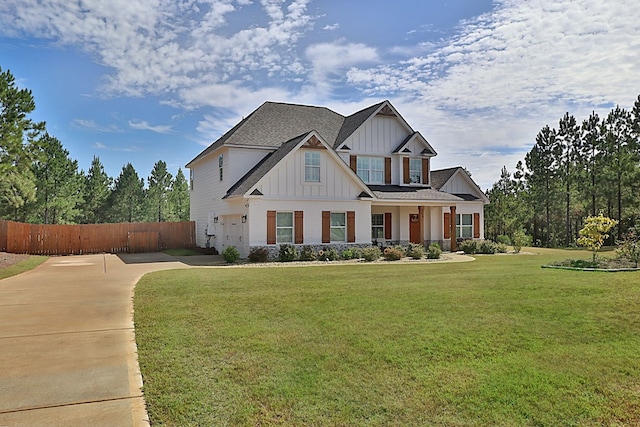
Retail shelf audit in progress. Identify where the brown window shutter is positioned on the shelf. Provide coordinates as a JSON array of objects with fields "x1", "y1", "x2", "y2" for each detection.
[
  {"x1": 267, "y1": 211, "x2": 276, "y2": 244},
  {"x1": 322, "y1": 211, "x2": 330, "y2": 243},
  {"x1": 422, "y1": 158, "x2": 429, "y2": 185},
  {"x1": 403, "y1": 157, "x2": 410, "y2": 184},
  {"x1": 350, "y1": 155, "x2": 357, "y2": 173},
  {"x1": 385, "y1": 157, "x2": 392, "y2": 184},
  {"x1": 347, "y1": 211, "x2": 356, "y2": 243},
  {"x1": 295, "y1": 211, "x2": 304, "y2": 244},
  {"x1": 444, "y1": 212, "x2": 451, "y2": 239},
  {"x1": 473, "y1": 212, "x2": 480, "y2": 238},
  {"x1": 384, "y1": 212, "x2": 392, "y2": 239}
]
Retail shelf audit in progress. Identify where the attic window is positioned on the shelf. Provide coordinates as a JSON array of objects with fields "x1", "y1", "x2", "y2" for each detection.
[{"x1": 304, "y1": 151, "x2": 320, "y2": 182}]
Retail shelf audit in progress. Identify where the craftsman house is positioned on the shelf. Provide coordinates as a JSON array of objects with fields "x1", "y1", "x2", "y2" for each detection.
[{"x1": 186, "y1": 100, "x2": 488, "y2": 257}]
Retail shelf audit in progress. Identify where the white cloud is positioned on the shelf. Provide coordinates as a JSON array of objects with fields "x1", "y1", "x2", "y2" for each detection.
[
  {"x1": 71, "y1": 119, "x2": 122, "y2": 133},
  {"x1": 305, "y1": 41, "x2": 379, "y2": 92},
  {"x1": 322, "y1": 23, "x2": 339, "y2": 31},
  {"x1": 0, "y1": 0, "x2": 314, "y2": 98},
  {"x1": 129, "y1": 120, "x2": 173, "y2": 134}
]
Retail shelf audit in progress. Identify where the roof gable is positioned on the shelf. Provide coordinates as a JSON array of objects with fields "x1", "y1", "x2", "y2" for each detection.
[
  {"x1": 392, "y1": 132, "x2": 437, "y2": 156},
  {"x1": 225, "y1": 131, "x2": 374, "y2": 199},
  {"x1": 431, "y1": 167, "x2": 489, "y2": 204}
]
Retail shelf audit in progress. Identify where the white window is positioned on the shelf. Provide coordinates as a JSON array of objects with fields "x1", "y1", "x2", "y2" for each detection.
[
  {"x1": 276, "y1": 212, "x2": 293, "y2": 243},
  {"x1": 304, "y1": 152, "x2": 320, "y2": 182},
  {"x1": 357, "y1": 157, "x2": 384, "y2": 184},
  {"x1": 409, "y1": 158, "x2": 422, "y2": 184},
  {"x1": 330, "y1": 212, "x2": 346, "y2": 242},
  {"x1": 218, "y1": 154, "x2": 223, "y2": 181},
  {"x1": 371, "y1": 213, "x2": 384, "y2": 239},
  {"x1": 456, "y1": 214, "x2": 473, "y2": 239}
]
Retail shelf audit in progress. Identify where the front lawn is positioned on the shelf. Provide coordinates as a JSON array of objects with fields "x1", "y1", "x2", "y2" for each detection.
[{"x1": 134, "y1": 248, "x2": 640, "y2": 426}]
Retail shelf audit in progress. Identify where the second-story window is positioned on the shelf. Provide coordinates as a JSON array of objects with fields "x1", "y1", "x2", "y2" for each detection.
[
  {"x1": 357, "y1": 157, "x2": 384, "y2": 184},
  {"x1": 409, "y1": 158, "x2": 422, "y2": 184},
  {"x1": 218, "y1": 154, "x2": 224, "y2": 181},
  {"x1": 304, "y1": 151, "x2": 320, "y2": 182}
]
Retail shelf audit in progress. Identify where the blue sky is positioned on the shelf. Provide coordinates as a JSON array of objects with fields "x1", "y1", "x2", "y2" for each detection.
[{"x1": 1, "y1": 0, "x2": 639, "y2": 190}]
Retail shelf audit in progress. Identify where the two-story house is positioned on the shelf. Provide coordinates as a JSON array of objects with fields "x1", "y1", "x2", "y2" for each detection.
[{"x1": 186, "y1": 100, "x2": 488, "y2": 257}]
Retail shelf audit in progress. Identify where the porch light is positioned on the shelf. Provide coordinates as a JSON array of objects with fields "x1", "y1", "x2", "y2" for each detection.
[{"x1": 241, "y1": 215, "x2": 247, "y2": 223}]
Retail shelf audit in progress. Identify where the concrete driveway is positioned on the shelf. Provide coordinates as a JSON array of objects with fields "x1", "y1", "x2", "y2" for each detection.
[{"x1": 0, "y1": 252, "x2": 219, "y2": 426}]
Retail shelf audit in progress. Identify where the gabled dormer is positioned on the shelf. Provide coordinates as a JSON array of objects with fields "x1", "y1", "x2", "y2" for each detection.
[{"x1": 334, "y1": 100, "x2": 437, "y2": 188}]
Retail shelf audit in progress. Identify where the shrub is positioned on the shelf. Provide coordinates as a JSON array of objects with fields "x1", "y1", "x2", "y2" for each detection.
[
  {"x1": 617, "y1": 227, "x2": 640, "y2": 268},
  {"x1": 278, "y1": 244, "x2": 298, "y2": 262},
  {"x1": 478, "y1": 240, "x2": 498, "y2": 254},
  {"x1": 361, "y1": 246, "x2": 382, "y2": 262},
  {"x1": 460, "y1": 239, "x2": 477, "y2": 254},
  {"x1": 427, "y1": 243, "x2": 441, "y2": 259},
  {"x1": 577, "y1": 213, "x2": 618, "y2": 262},
  {"x1": 496, "y1": 243, "x2": 508, "y2": 253},
  {"x1": 248, "y1": 247, "x2": 269, "y2": 263},
  {"x1": 341, "y1": 248, "x2": 356, "y2": 260},
  {"x1": 383, "y1": 246, "x2": 404, "y2": 261},
  {"x1": 512, "y1": 228, "x2": 531, "y2": 253},
  {"x1": 350, "y1": 247, "x2": 364, "y2": 260},
  {"x1": 222, "y1": 246, "x2": 240, "y2": 263},
  {"x1": 497, "y1": 234, "x2": 511, "y2": 245},
  {"x1": 318, "y1": 247, "x2": 339, "y2": 261},
  {"x1": 299, "y1": 246, "x2": 317, "y2": 261},
  {"x1": 406, "y1": 243, "x2": 425, "y2": 260}
]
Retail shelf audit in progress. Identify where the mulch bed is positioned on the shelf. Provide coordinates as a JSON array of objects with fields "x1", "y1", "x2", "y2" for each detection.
[{"x1": 0, "y1": 252, "x2": 30, "y2": 269}]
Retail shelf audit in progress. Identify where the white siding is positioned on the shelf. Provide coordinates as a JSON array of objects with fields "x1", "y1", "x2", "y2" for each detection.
[
  {"x1": 342, "y1": 116, "x2": 410, "y2": 156},
  {"x1": 254, "y1": 148, "x2": 364, "y2": 200},
  {"x1": 248, "y1": 199, "x2": 372, "y2": 247},
  {"x1": 440, "y1": 172, "x2": 477, "y2": 195}
]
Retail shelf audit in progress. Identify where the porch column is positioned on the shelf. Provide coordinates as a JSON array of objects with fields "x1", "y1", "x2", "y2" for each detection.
[
  {"x1": 418, "y1": 206, "x2": 424, "y2": 245},
  {"x1": 450, "y1": 205, "x2": 457, "y2": 252}
]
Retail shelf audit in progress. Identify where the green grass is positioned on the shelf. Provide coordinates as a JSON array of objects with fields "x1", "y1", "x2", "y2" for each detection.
[
  {"x1": 134, "y1": 248, "x2": 640, "y2": 426},
  {"x1": 0, "y1": 256, "x2": 48, "y2": 280}
]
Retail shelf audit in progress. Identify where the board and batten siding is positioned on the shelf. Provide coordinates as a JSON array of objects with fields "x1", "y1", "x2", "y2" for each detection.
[
  {"x1": 253, "y1": 148, "x2": 364, "y2": 200},
  {"x1": 439, "y1": 172, "x2": 477, "y2": 195}
]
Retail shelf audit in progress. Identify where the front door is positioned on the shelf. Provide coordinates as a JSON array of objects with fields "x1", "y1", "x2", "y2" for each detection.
[{"x1": 409, "y1": 214, "x2": 421, "y2": 244}]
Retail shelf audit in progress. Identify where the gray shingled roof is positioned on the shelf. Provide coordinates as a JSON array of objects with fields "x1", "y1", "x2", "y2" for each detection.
[
  {"x1": 430, "y1": 167, "x2": 460, "y2": 190},
  {"x1": 187, "y1": 102, "x2": 345, "y2": 166},
  {"x1": 223, "y1": 133, "x2": 308, "y2": 198},
  {"x1": 367, "y1": 185, "x2": 463, "y2": 201},
  {"x1": 334, "y1": 101, "x2": 385, "y2": 148}
]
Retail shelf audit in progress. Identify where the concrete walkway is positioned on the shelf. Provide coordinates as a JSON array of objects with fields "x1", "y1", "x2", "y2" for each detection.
[{"x1": 0, "y1": 253, "x2": 205, "y2": 426}]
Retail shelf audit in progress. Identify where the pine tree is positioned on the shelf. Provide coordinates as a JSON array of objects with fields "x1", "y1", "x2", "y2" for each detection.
[
  {"x1": 108, "y1": 163, "x2": 145, "y2": 223},
  {"x1": 146, "y1": 160, "x2": 173, "y2": 222},
  {"x1": 80, "y1": 156, "x2": 112, "y2": 223},
  {"x1": 168, "y1": 168, "x2": 190, "y2": 222},
  {"x1": 0, "y1": 67, "x2": 46, "y2": 218},
  {"x1": 29, "y1": 133, "x2": 83, "y2": 224}
]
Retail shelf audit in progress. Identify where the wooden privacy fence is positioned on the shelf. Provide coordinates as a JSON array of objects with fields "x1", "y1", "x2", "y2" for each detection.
[{"x1": 0, "y1": 220, "x2": 195, "y2": 255}]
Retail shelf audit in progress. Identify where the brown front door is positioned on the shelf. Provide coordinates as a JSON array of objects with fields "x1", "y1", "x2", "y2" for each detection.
[{"x1": 409, "y1": 214, "x2": 421, "y2": 244}]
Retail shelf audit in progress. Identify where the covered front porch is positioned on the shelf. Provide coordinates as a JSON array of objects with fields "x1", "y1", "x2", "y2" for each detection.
[{"x1": 370, "y1": 203, "x2": 460, "y2": 251}]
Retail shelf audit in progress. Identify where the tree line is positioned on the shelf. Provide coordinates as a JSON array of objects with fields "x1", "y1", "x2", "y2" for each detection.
[
  {"x1": 1, "y1": 67, "x2": 189, "y2": 225},
  {"x1": 485, "y1": 94, "x2": 640, "y2": 247}
]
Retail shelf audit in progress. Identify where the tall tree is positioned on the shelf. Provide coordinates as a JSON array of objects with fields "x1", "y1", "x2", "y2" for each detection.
[
  {"x1": 29, "y1": 133, "x2": 83, "y2": 224},
  {"x1": 168, "y1": 167, "x2": 190, "y2": 222},
  {"x1": 108, "y1": 163, "x2": 145, "y2": 223},
  {"x1": 556, "y1": 112, "x2": 581, "y2": 245},
  {"x1": 580, "y1": 112, "x2": 603, "y2": 216},
  {"x1": 601, "y1": 106, "x2": 635, "y2": 239},
  {"x1": 80, "y1": 156, "x2": 112, "y2": 223},
  {"x1": 146, "y1": 160, "x2": 173, "y2": 222},
  {"x1": 525, "y1": 125, "x2": 562, "y2": 246},
  {"x1": 0, "y1": 67, "x2": 45, "y2": 218}
]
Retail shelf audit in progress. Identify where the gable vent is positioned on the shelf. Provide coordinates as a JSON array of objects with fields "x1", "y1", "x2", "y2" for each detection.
[{"x1": 304, "y1": 135, "x2": 323, "y2": 148}]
